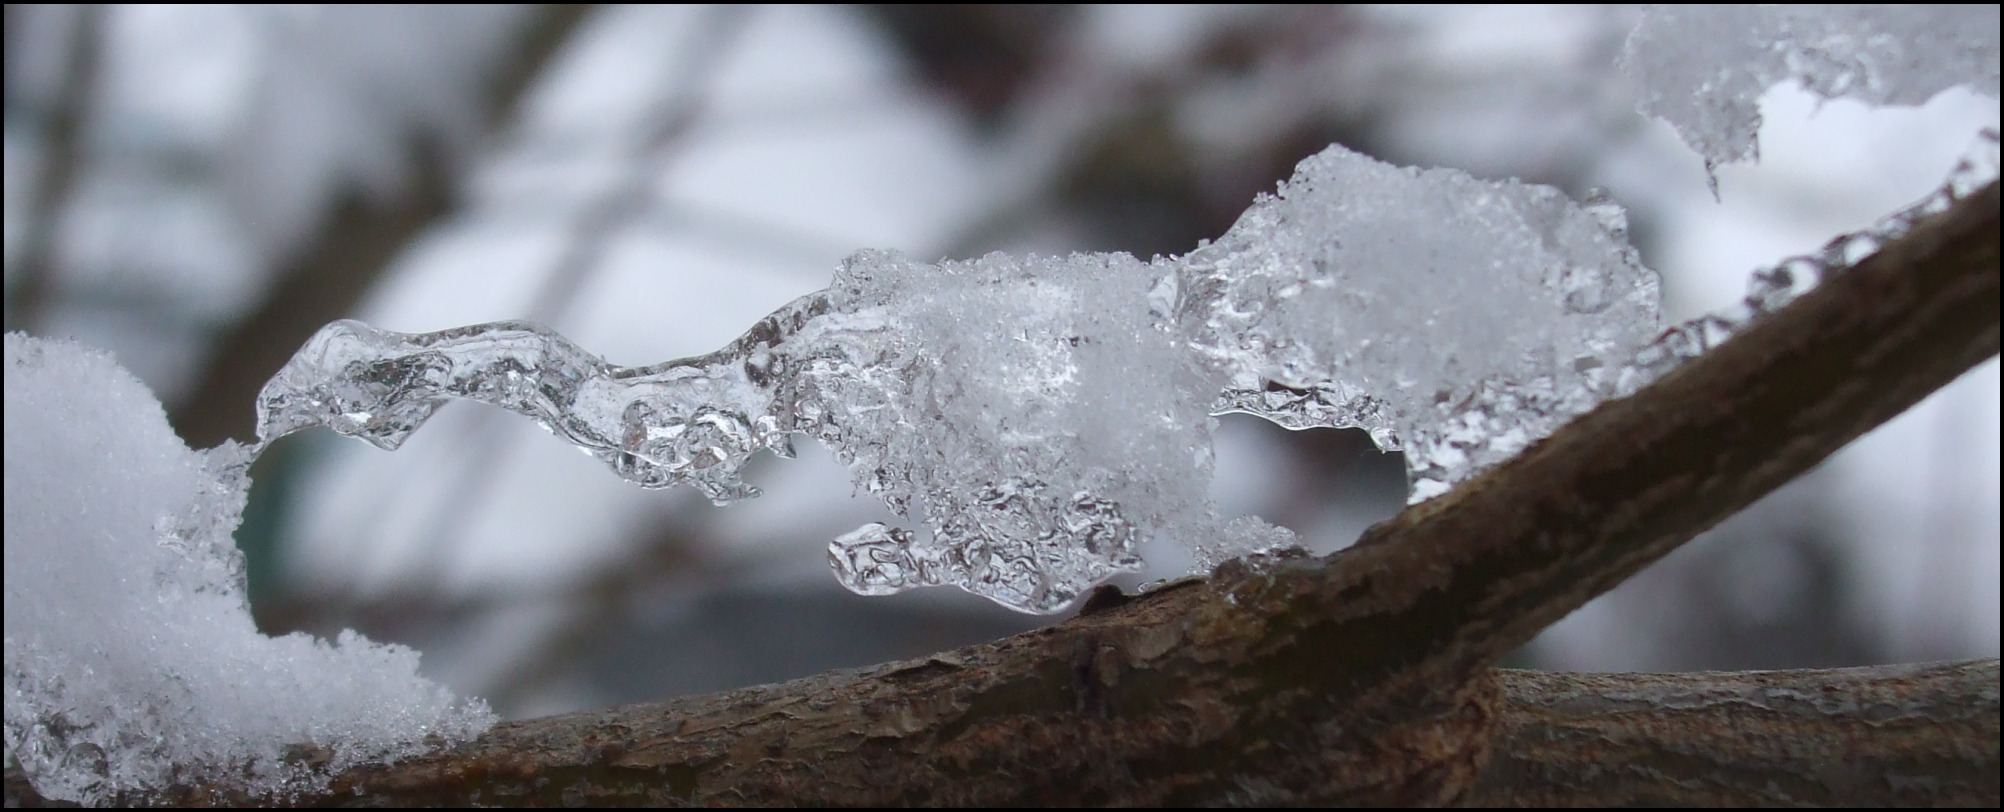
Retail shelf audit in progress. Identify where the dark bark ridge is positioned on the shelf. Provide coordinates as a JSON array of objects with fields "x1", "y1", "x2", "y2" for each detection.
[{"x1": 6, "y1": 183, "x2": 1996, "y2": 807}]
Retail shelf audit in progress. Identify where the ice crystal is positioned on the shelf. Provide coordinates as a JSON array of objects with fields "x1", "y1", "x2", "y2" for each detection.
[
  {"x1": 1189, "y1": 148, "x2": 1660, "y2": 502},
  {"x1": 256, "y1": 143, "x2": 1660, "y2": 613}
]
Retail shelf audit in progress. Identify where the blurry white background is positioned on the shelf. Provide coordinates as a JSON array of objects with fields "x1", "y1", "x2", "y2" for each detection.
[{"x1": 5, "y1": 4, "x2": 1996, "y2": 719}]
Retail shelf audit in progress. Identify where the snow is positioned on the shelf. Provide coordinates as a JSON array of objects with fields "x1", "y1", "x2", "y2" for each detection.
[
  {"x1": 3, "y1": 334, "x2": 492, "y2": 805},
  {"x1": 1622, "y1": 5, "x2": 2000, "y2": 181}
]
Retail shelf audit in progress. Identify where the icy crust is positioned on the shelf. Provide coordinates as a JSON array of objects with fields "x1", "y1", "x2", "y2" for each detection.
[
  {"x1": 1193, "y1": 150, "x2": 1660, "y2": 501},
  {"x1": 255, "y1": 143, "x2": 1664, "y2": 613},
  {"x1": 3, "y1": 335, "x2": 493, "y2": 806},
  {"x1": 1622, "y1": 5, "x2": 2001, "y2": 174}
]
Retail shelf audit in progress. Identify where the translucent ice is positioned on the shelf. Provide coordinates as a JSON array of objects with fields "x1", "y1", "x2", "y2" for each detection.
[
  {"x1": 257, "y1": 143, "x2": 1663, "y2": 613},
  {"x1": 1622, "y1": 5, "x2": 2001, "y2": 176},
  {"x1": 3, "y1": 334, "x2": 492, "y2": 805},
  {"x1": 1192, "y1": 147, "x2": 1660, "y2": 502},
  {"x1": 261, "y1": 251, "x2": 1215, "y2": 614}
]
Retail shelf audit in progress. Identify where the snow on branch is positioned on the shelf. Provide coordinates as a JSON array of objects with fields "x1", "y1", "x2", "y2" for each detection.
[
  {"x1": 250, "y1": 143, "x2": 1662, "y2": 615},
  {"x1": 1623, "y1": 5, "x2": 1999, "y2": 180},
  {"x1": 79, "y1": 177, "x2": 1996, "y2": 806}
]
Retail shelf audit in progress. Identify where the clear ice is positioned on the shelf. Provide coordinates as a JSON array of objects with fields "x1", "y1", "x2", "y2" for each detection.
[
  {"x1": 255, "y1": 2, "x2": 2004, "y2": 615},
  {"x1": 1621, "y1": 128, "x2": 2001, "y2": 383},
  {"x1": 256, "y1": 143, "x2": 1663, "y2": 613}
]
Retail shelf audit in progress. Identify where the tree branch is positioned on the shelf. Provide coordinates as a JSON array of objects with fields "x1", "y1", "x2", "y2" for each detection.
[
  {"x1": 1472, "y1": 659, "x2": 2000, "y2": 806},
  {"x1": 9, "y1": 182, "x2": 1996, "y2": 806}
]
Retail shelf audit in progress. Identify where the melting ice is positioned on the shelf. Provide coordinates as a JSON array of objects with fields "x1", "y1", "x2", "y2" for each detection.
[
  {"x1": 1622, "y1": 5, "x2": 2000, "y2": 181},
  {"x1": 254, "y1": 128, "x2": 2001, "y2": 616},
  {"x1": 255, "y1": 144, "x2": 1662, "y2": 614}
]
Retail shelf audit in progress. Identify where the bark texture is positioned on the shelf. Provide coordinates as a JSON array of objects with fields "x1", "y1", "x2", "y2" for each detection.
[
  {"x1": 5, "y1": 183, "x2": 1996, "y2": 807},
  {"x1": 1475, "y1": 660, "x2": 2001, "y2": 807}
]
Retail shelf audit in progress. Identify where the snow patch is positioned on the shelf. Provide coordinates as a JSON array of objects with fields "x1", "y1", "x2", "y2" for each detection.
[{"x1": 3, "y1": 334, "x2": 491, "y2": 805}]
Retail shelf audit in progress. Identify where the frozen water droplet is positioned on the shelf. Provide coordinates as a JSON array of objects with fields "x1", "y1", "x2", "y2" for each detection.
[{"x1": 1615, "y1": 127, "x2": 1998, "y2": 397}]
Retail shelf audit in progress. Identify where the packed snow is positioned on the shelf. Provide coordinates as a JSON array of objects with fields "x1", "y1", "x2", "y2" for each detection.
[{"x1": 3, "y1": 335, "x2": 493, "y2": 805}]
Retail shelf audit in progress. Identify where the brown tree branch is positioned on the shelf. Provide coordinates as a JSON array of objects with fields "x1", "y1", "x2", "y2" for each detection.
[
  {"x1": 8, "y1": 182, "x2": 1996, "y2": 806},
  {"x1": 1472, "y1": 659, "x2": 2001, "y2": 806}
]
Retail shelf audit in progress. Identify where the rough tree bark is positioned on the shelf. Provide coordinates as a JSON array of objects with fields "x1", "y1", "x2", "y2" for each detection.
[{"x1": 6, "y1": 182, "x2": 1996, "y2": 807}]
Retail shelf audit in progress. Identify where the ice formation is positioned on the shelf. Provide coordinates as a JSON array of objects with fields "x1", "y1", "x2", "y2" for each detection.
[
  {"x1": 247, "y1": 3, "x2": 2004, "y2": 616},
  {"x1": 1624, "y1": 129, "x2": 2001, "y2": 384},
  {"x1": 254, "y1": 143, "x2": 1660, "y2": 613},
  {"x1": 3, "y1": 334, "x2": 493, "y2": 805},
  {"x1": 1622, "y1": 5, "x2": 2001, "y2": 177},
  {"x1": 1190, "y1": 159, "x2": 1659, "y2": 501}
]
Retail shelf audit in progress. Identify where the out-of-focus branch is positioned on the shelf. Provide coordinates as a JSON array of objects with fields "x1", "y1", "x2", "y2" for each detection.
[
  {"x1": 168, "y1": 4, "x2": 597, "y2": 448},
  {"x1": 3, "y1": 4, "x2": 103, "y2": 334},
  {"x1": 43, "y1": 181, "x2": 1979, "y2": 807}
]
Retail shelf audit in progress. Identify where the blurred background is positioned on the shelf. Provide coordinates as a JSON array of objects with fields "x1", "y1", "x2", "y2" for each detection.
[{"x1": 4, "y1": 4, "x2": 1996, "y2": 720}]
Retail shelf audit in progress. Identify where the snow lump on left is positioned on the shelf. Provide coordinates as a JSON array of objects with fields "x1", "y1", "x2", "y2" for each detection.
[{"x1": 2, "y1": 333, "x2": 493, "y2": 805}]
